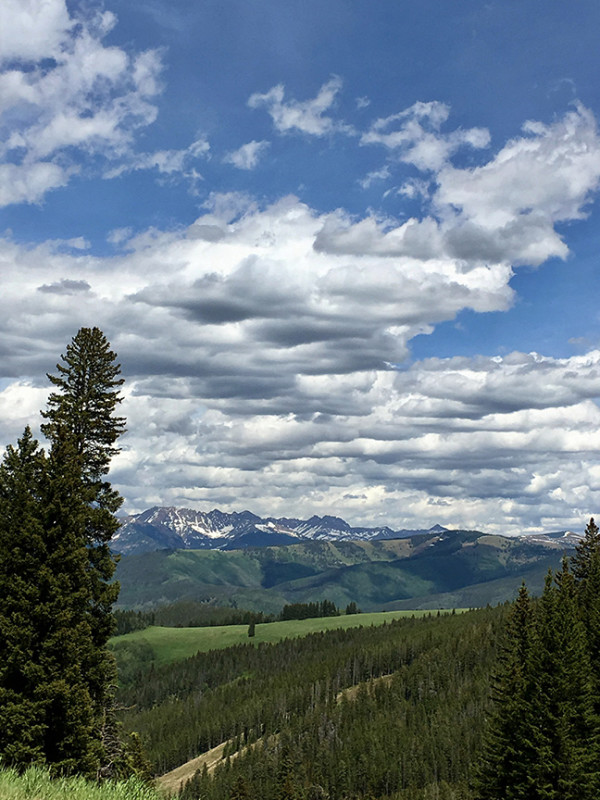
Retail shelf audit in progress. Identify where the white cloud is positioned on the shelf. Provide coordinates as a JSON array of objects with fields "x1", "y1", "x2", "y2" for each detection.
[
  {"x1": 0, "y1": 3, "x2": 165, "y2": 206},
  {"x1": 0, "y1": 162, "x2": 74, "y2": 206},
  {"x1": 3, "y1": 101, "x2": 600, "y2": 534},
  {"x1": 0, "y1": 0, "x2": 74, "y2": 63},
  {"x1": 358, "y1": 166, "x2": 391, "y2": 189},
  {"x1": 248, "y1": 76, "x2": 352, "y2": 137},
  {"x1": 224, "y1": 140, "x2": 270, "y2": 170},
  {"x1": 361, "y1": 100, "x2": 490, "y2": 171},
  {"x1": 104, "y1": 137, "x2": 210, "y2": 179},
  {"x1": 435, "y1": 103, "x2": 600, "y2": 229}
]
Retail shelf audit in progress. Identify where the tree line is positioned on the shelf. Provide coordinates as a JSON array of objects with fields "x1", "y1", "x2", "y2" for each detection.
[{"x1": 114, "y1": 597, "x2": 358, "y2": 636}]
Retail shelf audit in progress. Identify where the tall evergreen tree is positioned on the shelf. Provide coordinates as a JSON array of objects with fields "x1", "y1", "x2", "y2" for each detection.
[
  {"x1": 477, "y1": 557, "x2": 600, "y2": 800},
  {"x1": 39, "y1": 430, "x2": 102, "y2": 775},
  {"x1": 0, "y1": 328, "x2": 127, "y2": 776},
  {"x1": 531, "y1": 562, "x2": 599, "y2": 799},
  {"x1": 571, "y1": 517, "x2": 600, "y2": 584},
  {"x1": 41, "y1": 327, "x2": 126, "y2": 740},
  {"x1": 572, "y1": 518, "x2": 600, "y2": 716},
  {"x1": 0, "y1": 429, "x2": 48, "y2": 766},
  {"x1": 475, "y1": 584, "x2": 540, "y2": 799}
]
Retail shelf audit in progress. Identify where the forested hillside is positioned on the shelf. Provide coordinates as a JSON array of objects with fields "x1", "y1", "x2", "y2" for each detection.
[
  {"x1": 115, "y1": 532, "x2": 566, "y2": 612},
  {"x1": 117, "y1": 607, "x2": 505, "y2": 796}
]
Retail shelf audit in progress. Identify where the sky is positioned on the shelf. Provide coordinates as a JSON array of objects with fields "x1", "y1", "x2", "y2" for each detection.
[{"x1": 2, "y1": 0, "x2": 600, "y2": 535}]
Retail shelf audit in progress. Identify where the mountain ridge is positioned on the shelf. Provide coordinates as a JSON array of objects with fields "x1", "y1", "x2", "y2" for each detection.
[{"x1": 112, "y1": 505, "x2": 458, "y2": 556}]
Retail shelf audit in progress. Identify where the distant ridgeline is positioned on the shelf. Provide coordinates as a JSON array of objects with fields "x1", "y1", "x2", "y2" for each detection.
[
  {"x1": 112, "y1": 505, "x2": 454, "y2": 555},
  {"x1": 114, "y1": 527, "x2": 579, "y2": 613}
]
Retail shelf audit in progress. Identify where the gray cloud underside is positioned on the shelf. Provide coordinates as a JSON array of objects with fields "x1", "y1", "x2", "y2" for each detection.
[{"x1": 2, "y1": 105, "x2": 600, "y2": 533}]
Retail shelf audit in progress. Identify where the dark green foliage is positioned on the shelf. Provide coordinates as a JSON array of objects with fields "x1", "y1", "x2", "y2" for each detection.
[
  {"x1": 171, "y1": 609, "x2": 501, "y2": 800},
  {"x1": 41, "y1": 326, "x2": 126, "y2": 490},
  {"x1": 345, "y1": 601, "x2": 361, "y2": 614},
  {"x1": 247, "y1": 622, "x2": 256, "y2": 637},
  {"x1": 0, "y1": 328, "x2": 129, "y2": 777},
  {"x1": 114, "y1": 610, "x2": 157, "y2": 636},
  {"x1": 476, "y1": 520, "x2": 600, "y2": 800},
  {"x1": 0, "y1": 429, "x2": 49, "y2": 766},
  {"x1": 115, "y1": 607, "x2": 503, "y2": 797},
  {"x1": 279, "y1": 600, "x2": 340, "y2": 620},
  {"x1": 571, "y1": 517, "x2": 600, "y2": 584},
  {"x1": 475, "y1": 585, "x2": 538, "y2": 799}
]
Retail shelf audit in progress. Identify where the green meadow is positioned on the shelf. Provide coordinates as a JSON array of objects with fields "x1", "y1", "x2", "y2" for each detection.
[{"x1": 111, "y1": 609, "x2": 457, "y2": 666}]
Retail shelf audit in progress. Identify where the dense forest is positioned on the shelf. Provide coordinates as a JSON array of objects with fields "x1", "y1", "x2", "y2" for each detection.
[{"x1": 116, "y1": 607, "x2": 504, "y2": 795}]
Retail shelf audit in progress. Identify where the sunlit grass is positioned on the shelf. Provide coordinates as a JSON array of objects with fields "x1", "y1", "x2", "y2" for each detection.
[
  {"x1": 0, "y1": 765, "x2": 163, "y2": 799},
  {"x1": 111, "y1": 609, "x2": 463, "y2": 665}
]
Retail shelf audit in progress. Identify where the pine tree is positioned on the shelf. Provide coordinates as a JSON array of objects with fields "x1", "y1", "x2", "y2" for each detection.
[
  {"x1": 475, "y1": 584, "x2": 540, "y2": 799},
  {"x1": 571, "y1": 517, "x2": 600, "y2": 584},
  {"x1": 0, "y1": 328, "x2": 127, "y2": 775},
  {"x1": 0, "y1": 429, "x2": 48, "y2": 766},
  {"x1": 41, "y1": 326, "x2": 126, "y2": 493},
  {"x1": 41, "y1": 327, "x2": 126, "y2": 747},
  {"x1": 531, "y1": 561, "x2": 599, "y2": 799},
  {"x1": 572, "y1": 519, "x2": 600, "y2": 717},
  {"x1": 477, "y1": 561, "x2": 600, "y2": 800},
  {"x1": 39, "y1": 430, "x2": 101, "y2": 775}
]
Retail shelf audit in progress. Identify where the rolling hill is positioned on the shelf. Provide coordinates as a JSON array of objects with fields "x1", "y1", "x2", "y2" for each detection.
[{"x1": 114, "y1": 528, "x2": 573, "y2": 611}]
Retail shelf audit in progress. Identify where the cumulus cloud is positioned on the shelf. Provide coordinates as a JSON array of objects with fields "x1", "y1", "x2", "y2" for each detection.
[
  {"x1": 0, "y1": 0, "x2": 73, "y2": 63},
  {"x1": 3, "y1": 101, "x2": 600, "y2": 534},
  {"x1": 0, "y1": 0, "x2": 166, "y2": 205},
  {"x1": 224, "y1": 140, "x2": 270, "y2": 170},
  {"x1": 248, "y1": 76, "x2": 351, "y2": 136},
  {"x1": 435, "y1": 104, "x2": 600, "y2": 229}
]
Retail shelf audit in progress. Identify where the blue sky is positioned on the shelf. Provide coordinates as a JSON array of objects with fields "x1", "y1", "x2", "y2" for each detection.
[{"x1": 2, "y1": 0, "x2": 600, "y2": 534}]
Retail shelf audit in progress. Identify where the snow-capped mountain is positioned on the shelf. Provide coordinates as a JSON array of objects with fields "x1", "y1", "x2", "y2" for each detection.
[{"x1": 111, "y1": 506, "x2": 451, "y2": 556}]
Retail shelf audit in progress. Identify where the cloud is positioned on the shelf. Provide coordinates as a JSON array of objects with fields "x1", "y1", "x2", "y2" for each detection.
[
  {"x1": 0, "y1": 0, "x2": 73, "y2": 63},
  {"x1": 435, "y1": 104, "x2": 600, "y2": 230},
  {"x1": 358, "y1": 166, "x2": 391, "y2": 189},
  {"x1": 0, "y1": 2, "x2": 165, "y2": 206},
  {"x1": 248, "y1": 76, "x2": 351, "y2": 136},
  {"x1": 37, "y1": 279, "x2": 91, "y2": 294},
  {"x1": 317, "y1": 105, "x2": 600, "y2": 269},
  {"x1": 361, "y1": 100, "x2": 490, "y2": 171},
  {"x1": 224, "y1": 140, "x2": 270, "y2": 170},
  {"x1": 104, "y1": 137, "x2": 210, "y2": 180},
  {"x1": 3, "y1": 103, "x2": 600, "y2": 534}
]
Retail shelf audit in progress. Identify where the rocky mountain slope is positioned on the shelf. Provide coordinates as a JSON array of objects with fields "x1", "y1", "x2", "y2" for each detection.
[{"x1": 112, "y1": 505, "x2": 450, "y2": 555}]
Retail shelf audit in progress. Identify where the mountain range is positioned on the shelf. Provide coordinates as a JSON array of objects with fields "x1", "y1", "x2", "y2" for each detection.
[
  {"x1": 112, "y1": 507, "x2": 583, "y2": 612},
  {"x1": 112, "y1": 505, "x2": 455, "y2": 556}
]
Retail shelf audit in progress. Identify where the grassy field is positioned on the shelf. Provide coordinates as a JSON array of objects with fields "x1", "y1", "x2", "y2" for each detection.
[
  {"x1": 111, "y1": 609, "x2": 456, "y2": 666},
  {"x1": 0, "y1": 766, "x2": 161, "y2": 800}
]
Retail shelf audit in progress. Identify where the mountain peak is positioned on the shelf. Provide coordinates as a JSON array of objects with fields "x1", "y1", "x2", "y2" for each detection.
[{"x1": 113, "y1": 506, "x2": 455, "y2": 556}]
